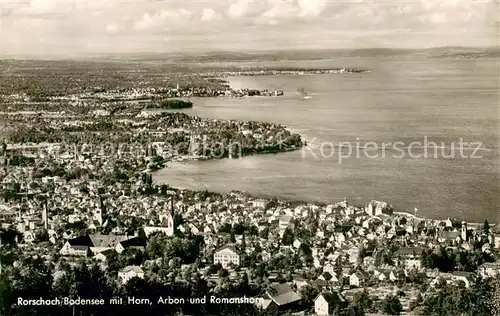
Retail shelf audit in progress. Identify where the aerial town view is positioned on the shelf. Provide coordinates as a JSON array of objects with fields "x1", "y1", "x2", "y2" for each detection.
[{"x1": 0, "y1": 1, "x2": 499, "y2": 316}]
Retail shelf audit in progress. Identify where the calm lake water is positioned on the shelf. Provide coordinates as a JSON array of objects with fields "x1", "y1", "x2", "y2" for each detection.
[{"x1": 153, "y1": 55, "x2": 500, "y2": 222}]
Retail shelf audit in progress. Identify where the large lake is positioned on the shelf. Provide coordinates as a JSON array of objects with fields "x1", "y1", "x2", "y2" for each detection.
[{"x1": 153, "y1": 55, "x2": 500, "y2": 222}]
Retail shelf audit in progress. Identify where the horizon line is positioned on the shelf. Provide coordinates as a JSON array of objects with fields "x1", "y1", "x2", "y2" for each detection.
[{"x1": 1, "y1": 45, "x2": 499, "y2": 61}]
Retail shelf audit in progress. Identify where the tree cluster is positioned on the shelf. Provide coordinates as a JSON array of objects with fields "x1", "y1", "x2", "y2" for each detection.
[
  {"x1": 421, "y1": 247, "x2": 494, "y2": 272},
  {"x1": 417, "y1": 276, "x2": 499, "y2": 316}
]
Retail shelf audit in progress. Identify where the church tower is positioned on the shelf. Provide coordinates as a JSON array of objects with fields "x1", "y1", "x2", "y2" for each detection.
[
  {"x1": 100, "y1": 196, "x2": 106, "y2": 214},
  {"x1": 94, "y1": 208, "x2": 103, "y2": 226},
  {"x1": 157, "y1": 195, "x2": 175, "y2": 236},
  {"x1": 170, "y1": 196, "x2": 175, "y2": 219},
  {"x1": 42, "y1": 200, "x2": 48, "y2": 230},
  {"x1": 461, "y1": 221, "x2": 468, "y2": 241},
  {"x1": 94, "y1": 196, "x2": 105, "y2": 226},
  {"x1": 170, "y1": 196, "x2": 177, "y2": 233},
  {"x1": 366, "y1": 202, "x2": 374, "y2": 217}
]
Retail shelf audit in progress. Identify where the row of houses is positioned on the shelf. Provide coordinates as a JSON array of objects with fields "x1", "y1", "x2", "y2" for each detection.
[{"x1": 60, "y1": 234, "x2": 146, "y2": 257}]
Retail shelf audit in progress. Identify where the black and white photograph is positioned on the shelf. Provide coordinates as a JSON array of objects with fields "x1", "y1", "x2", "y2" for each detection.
[{"x1": 0, "y1": 0, "x2": 499, "y2": 315}]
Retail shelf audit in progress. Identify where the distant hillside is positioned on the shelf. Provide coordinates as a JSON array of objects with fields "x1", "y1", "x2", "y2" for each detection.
[
  {"x1": 88, "y1": 47, "x2": 499, "y2": 62},
  {"x1": 100, "y1": 48, "x2": 416, "y2": 63},
  {"x1": 4, "y1": 46, "x2": 498, "y2": 63},
  {"x1": 425, "y1": 46, "x2": 500, "y2": 59}
]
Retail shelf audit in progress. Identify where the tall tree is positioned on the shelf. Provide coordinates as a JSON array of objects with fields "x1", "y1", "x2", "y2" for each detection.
[
  {"x1": 241, "y1": 232, "x2": 246, "y2": 251},
  {"x1": 484, "y1": 219, "x2": 490, "y2": 236},
  {"x1": 380, "y1": 295, "x2": 403, "y2": 315},
  {"x1": 281, "y1": 228, "x2": 294, "y2": 246},
  {"x1": 0, "y1": 274, "x2": 12, "y2": 314},
  {"x1": 230, "y1": 229, "x2": 236, "y2": 243}
]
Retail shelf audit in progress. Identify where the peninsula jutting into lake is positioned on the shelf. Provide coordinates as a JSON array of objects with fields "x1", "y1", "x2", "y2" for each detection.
[
  {"x1": 144, "y1": 99, "x2": 194, "y2": 109},
  {"x1": 208, "y1": 67, "x2": 368, "y2": 76}
]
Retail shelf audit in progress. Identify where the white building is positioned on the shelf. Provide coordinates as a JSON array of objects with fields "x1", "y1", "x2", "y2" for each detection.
[
  {"x1": 118, "y1": 266, "x2": 145, "y2": 284},
  {"x1": 314, "y1": 292, "x2": 346, "y2": 316},
  {"x1": 279, "y1": 215, "x2": 293, "y2": 233},
  {"x1": 365, "y1": 200, "x2": 393, "y2": 217},
  {"x1": 59, "y1": 240, "x2": 89, "y2": 257},
  {"x1": 349, "y1": 272, "x2": 364, "y2": 287},
  {"x1": 214, "y1": 245, "x2": 240, "y2": 268},
  {"x1": 491, "y1": 233, "x2": 500, "y2": 248},
  {"x1": 251, "y1": 199, "x2": 267, "y2": 209},
  {"x1": 323, "y1": 263, "x2": 335, "y2": 275},
  {"x1": 478, "y1": 262, "x2": 500, "y2": 278}
]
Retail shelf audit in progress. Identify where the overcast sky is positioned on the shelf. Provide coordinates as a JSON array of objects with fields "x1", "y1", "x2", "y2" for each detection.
[{"x1": 1, "y1": 0, "x2": 499, "y2": 56}]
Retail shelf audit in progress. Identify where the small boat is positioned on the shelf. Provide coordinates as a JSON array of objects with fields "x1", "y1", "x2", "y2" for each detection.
[{"x1": 297, "y1": 88, "x2": 312, "y2": 99}]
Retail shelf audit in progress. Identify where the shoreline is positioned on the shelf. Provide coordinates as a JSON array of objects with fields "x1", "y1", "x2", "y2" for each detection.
[
  {"x1": 212, "y1": 68, "x2": 368, "y2": 77},
  {"x1": 392, "y1": 211, "x2": 492, "y2": 227},
  {"x1": 153, "y1": 160, "x2": 493, "y2": 225}
]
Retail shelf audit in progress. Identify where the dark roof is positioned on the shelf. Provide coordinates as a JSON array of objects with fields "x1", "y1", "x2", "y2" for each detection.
[
  {"x1": 352, "y1": 272, "x2": 366, "y2": 279},
  {"x1": 315, "y1": 291, "x2": 346, "y2": 304},
  {"x1": 439, "y1": 231, "x2": 460, "y2": 240},
  {"x1": 119, "y1": 236, "x2": 146, "y2": 248},
  {"x1": 94, "y1": 249, "x2": 115, "y2": 256},
  {"x1": 452, "y1": 271, "x2": 473, "y2": 280},
  {"x1": 121, "y1": 266, "x2": 144, "y2": 274},
  {"x1": 266, "y1": 283, "x2": 301, "y2": 306},
  {"x1": 312, "y1": 279, "x2": 328, "y2": 287},
  {"x1": 396, "y1": 247, "x2": 425, "y2": 257},
  {"x1": 89, "y1": 234, "x2": 130, "y2": 248},
  {"x1": 215, "y1": 244, "x2": 239, "y2": 254},
  {"x1": 481, "y1": 262, "x2": 500, "y2": 268},
  {"x1": 67, "y1": 236, "x2": 92, "y2": 247},
  {"x1": 70, "y1": 245, "x2": 89, "y2": 251}
]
